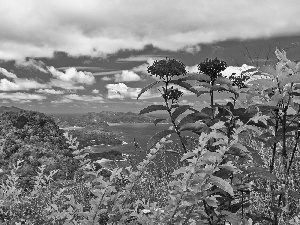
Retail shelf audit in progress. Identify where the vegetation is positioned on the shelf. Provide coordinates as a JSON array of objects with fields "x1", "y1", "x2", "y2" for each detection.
[{"x1": 0, "y1": 49, "x2": 300, "y2": 224}]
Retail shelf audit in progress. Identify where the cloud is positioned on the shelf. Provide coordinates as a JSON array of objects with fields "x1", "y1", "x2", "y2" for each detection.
[
  {"x1": 0, "y1": 78, "x2": 48, "y2": 91},
  {"x1": 16, "y1": 59, "x2": 48, "y2": 73},
  {"x1": 0, "y1": 92, "x2": 46, "y2": 101},
  {"x1": 1, "y1": 0, "x2": 299, "y2": 61},
  {"x1": 0, "y1": 68, "x2": 17, "y2": 79},
  {"x1": 48, "y1": 66, "x2": 95, "y2": 90},
  {"x1": 106, "y1": 83, "x2": 160, "y2": 100},
  {"x1": 36, "y1": 89, "x2": 64, "y2": 94},
  {"x1": 114, "y1": 70, "x2": 142, "y2": 82},
  {"x1": 181, "y1": 45, "x2": 201, "y2": 54},
  {"x1": 48, "y1": 67, "x2": 95, "y2": 85},
  {"x1": 101, "y1": 76, "x2": 112, "y2": 81},
  {"x1": 52, "y1": 94, "x2": 104, "y2": 103},
  {"x1": 92, "y1": 89, "x2": 99, "y2": 94},
  {"x1": 132, "y1": 58, "x2": 156, "y2": 75},
  {"x1": 221, "y1": 64, "x2": 256, "y2": 78},
  {"x1": 116, "y1": 55, "x2": 167, "y2": 62},
  {"x1": 186, "y1": 65, "x2": 198, "y2": 73}
]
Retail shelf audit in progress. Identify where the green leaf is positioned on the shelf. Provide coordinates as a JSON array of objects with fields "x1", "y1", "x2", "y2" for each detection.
[
  {"x1": 153, "y1": 118, "x2": 166, "y2": 126},
  {"x1": 247, "y1": 147, "x2": 264, "y2": 165},
  {"x1": 171, "y1": 105, "x2": 191, "y2": 121},
  {"x1": 280, "y1": 74, "x2": 300, "y2": 87},
  {"x1": 241, "y1": 67, "x2": 257, "y2": 75},
  {"x1": 178, "y1": 112, "x2": 211, "y2": 127},
  {"x1": 179, "y1": 73, "x2": 211, "y2": 82},
  {"x1": 139, "y1": 105, "x2": 168, "y2": 115},
  {"x1": 180, "y1": 152, "x2": 196, "y2": 161},
  {"x1": 170, "y1": 80, "x2": 203, "y2": 96},
  {"x1": 137, "y1": 81, "x2": 160, "y2": 99},
  {"x1": 215, "y1": 76, "x2": 232, "y2": 85},
  {"x1": 243, "y1": 167, "x2": 277, "y2": 181},
  {"x1": 248, "y1": 79, "x2": 277, "y2": 89},
  {"x1": 259, "y1": 65, "x2": 277, "y2": 76},
  {"x1": 179, "y1": 122, "x2": 207, "y2": 132},
  {"x1": 209, "y1": 175, "x2": 234, "y2": 197},
  {"x1": 147, "y1": 130, "x2": 176, "y2": 150}
]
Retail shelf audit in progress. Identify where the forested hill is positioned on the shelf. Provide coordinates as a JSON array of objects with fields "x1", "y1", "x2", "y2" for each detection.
[
  {"x1": 0, "y1": 106, "x2": 23, "y2": 114},
  {"x1": 51, "y1": 111, "x2": 156, "y2": 128},
  {"x1": 0, "y1": 109, "x2": 78, "y2": 184}
]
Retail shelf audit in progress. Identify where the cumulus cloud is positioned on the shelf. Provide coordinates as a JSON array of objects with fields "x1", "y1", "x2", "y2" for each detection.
[
  {"x1": 114, "y1": 70, "x2": 142, "y2": 82},
  {"x1": 36, "y1": 89, "x2": 64, "y2": 94},
  {"x1": 92, "y1": 89, "x2": 99, "y2": 94},
  {"x1": 106, "y1": 83, "x2": 160, "y2": 100},
  {"x1": 48, "y1": 67, "x2": 95, "y2": 90},
  {"x1": 186, "y1": 65, "x2": 198, "y2": 73},
  {"x1": 132, "y1": 58, "x2": 156, "y2": 75},
  {"x1": 0, "y1": 92, "x2": 46, "y2": 101},
  {"x1": 182, "y1": 45, "x2": 201, "y2": 54},
  {"x1": 0, "y1": 77, "x2": 48, "y2": 91},
  {"x1": 221, "y1": 64, "x2": 256, "y2": 78},
  {"x1": 48, "y1": 67, "x2": 95, "y2": 85},
  {"x1": 1, "y1": 0, "x2": 299, "y2": 61}
]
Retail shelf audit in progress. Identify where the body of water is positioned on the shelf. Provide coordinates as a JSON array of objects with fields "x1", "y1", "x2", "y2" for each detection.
[{"x1": 90, "y1": 123, "x2": 173, "y2": 153}]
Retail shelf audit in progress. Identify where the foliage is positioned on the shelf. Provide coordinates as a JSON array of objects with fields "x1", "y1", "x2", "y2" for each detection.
[{"x1": 1, "y1": 49, "x2": 300, "y2": 224}]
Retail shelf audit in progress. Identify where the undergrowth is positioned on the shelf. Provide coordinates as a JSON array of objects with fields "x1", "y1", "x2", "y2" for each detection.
[{"x1": 0, "y1": 49, "x2": 300, "y2": 224}]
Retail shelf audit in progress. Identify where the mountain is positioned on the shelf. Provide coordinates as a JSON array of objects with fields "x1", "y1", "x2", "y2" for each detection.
[
  {"x1": 0, "y1": 106, "x2": 23, "y2": 114},
  {"x1": 51, "y1": 111, "x2": 156, "y2": 128},
  {"x1": 0, "y1": 109, "x2": 79, "y2": 188}
]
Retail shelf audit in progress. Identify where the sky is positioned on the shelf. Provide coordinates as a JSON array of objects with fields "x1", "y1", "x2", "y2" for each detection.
[{"x1": 0, "y1": 0, "x2": 300, "y2": 114}]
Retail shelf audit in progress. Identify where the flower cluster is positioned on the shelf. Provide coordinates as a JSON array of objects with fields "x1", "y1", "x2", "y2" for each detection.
[
  {"x1": 198, "y1": 57, "x2": 227, "y2": 83},
  {"x1": 147, "y1": 58, "x2": 186, "y2": 80},
  {"x1": 162, "y1": 87, "x2": 183, "y2": 103}
]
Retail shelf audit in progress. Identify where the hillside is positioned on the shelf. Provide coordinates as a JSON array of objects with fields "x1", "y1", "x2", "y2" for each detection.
[
  {"x1": 0, "y1": 110, "x2": 79, "y2": 187},
  {"x1": 0, "y1": 106, "x2": 23, "y2": 114}
]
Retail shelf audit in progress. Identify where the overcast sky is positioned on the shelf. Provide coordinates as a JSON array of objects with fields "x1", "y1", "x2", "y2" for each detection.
[{"x1": 0, "y1": 0, "x2": 300, "y2": 114}]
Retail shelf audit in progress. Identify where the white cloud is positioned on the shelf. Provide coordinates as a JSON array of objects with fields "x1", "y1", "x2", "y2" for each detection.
[
  {"x1": 132, "y1": 58, "x2": 156, "y2": 75},
  {"x1": 0, "y1": 78, "x2": 47, "y2": 91},
  {"x1": 48, "y1": 67, "x2": 95, "y2": 85},
  {"x1": 101, "y1": 76, "x2": 112, "y2": 81},
  {"x1": 16, "y1": 59, "x2": 48, "y2": 73},
  {"x1": 0, "y1": 92, "x2": 46, "y2": 101},
  {"x1": 36, "y1": 89, "x2": 64, "y2": 94},
  {"x1": 221, "y1": 64, "x2": 256, "y2": 78},
  {"x1": 186, "y1": 65, "x2": 198, "y2": 73},
  {"x1": 0, "y1": 68, "x2": 17, "y2": 79},
  {"x1": 92, "y1": 89, "x2": 99, "y2": 94},
  {"x1": 2, "y1": 0, "x2": 299, "y2": 61},
  {"x1": 114, "y1": 70, "x2": 141, "y2": 82},
  {"x1": 182, "y1": 45, "x2": 201, "y2": 54},
  {"x1": 53, "y1": 94, "x2": 104, "y2": 103},
  {"x1": 106, "y1": 83, "x2": 160, "y2": 100}
]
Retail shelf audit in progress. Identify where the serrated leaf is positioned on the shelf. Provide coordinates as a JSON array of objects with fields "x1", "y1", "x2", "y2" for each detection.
[
  {"x1": 280, "y1": 74, "x2": 300, "y2": 87},
  {"x1": 137, "y1": 81, "x2": 160, "y2": 99},
  {"x1": 205, "y1": 196, "x2": 218, "y2": 208},
  {"x1": 171, "y1": 105, "x2": 191, "y2": 121},
  {"x1": 179, "y1": 122, "x2": 207, "y2": 132},
  {"x1": 147, "y1": 130, "x2": 176, "y2": 150},
  {"x1": 259, "y1": 65, "x2": 277, "y2": 76},
  {"x1": 178, "y1": 112, "x2": 211, "y2": 127},
  {"x1": 209, "y1": 175, "x2": 234, "y2": 196},
  {"x1": 139, "y1": 105, "x2": 168, "y2": 115},
  {"x1": 153, "y1": 118, "x2": 166, "y2": 126},
  {"x1": 170, "y1": 80, "x2": 201, "y2": 96},
  {"x1": 180, "y1": 152, "x2": 196, "y2": 161},
  {"x1": 172, "y1": 167, "x2": 187, "y2": 175},
  {"x1": 179, "y1": 73, "x2": 211, "y2": 82},
  {"x1": 243, "y1": 167, "x2": 277, "y2": 181},
  {"x1": 247, "y1": 146, "x2": 264, "y2": 165}
]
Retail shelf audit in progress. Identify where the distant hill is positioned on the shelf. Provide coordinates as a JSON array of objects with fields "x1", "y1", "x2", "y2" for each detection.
[
  {"x1": 0, "y1": 106, "x2": 23, "y2": 114},
  {"x1": 51, "y1": 111, "x2": 157, "y2": 128}
]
